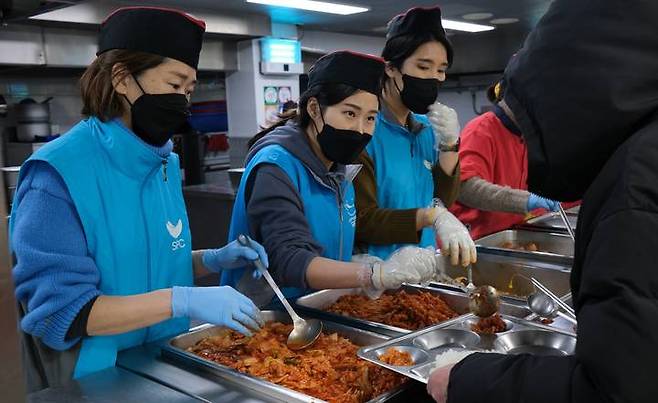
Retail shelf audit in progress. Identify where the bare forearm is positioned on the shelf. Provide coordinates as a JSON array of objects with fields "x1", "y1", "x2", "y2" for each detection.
[
  {"x1": 192, "y1": 249, "x2": 211, "y2": 278},
  {"x1": 438, "y1": 150, "x2": 458, "y2": 176},
  {"x1": 86, "y1": 289, "x2": 173, "y2": 336},
  {"x1": 305, "y1": 257, "x2": 368, "y2": 289},
  {"x1": 416, "y1": 208, "x2": 437, "y2": 231}
]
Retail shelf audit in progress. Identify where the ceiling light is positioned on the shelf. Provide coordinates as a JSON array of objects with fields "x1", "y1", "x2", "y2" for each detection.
[
  {"x1": 442, "y1": 19, "x2": 495, "y2": 33},
  {"x1": 462, "y1": 12, "x2": 493, "y2": 21},
  {"x1": 246, "y1": 0, "x2": 369, "y2": 15},
  {"x1": 490, "y1": 17, "x2": 520, "y2": 24}
]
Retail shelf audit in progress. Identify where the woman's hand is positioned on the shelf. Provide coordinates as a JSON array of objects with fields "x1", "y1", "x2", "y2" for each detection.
[{"x1": 202, "y1": 236, "x2": 269, "y2": 278}]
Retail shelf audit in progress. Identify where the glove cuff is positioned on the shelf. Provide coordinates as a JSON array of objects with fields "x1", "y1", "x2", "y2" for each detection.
[
  {"x1": 171, "y1": 286, "x2": 191, "y2": 318},
  {"x1": 430, "y1": 206, "x2": 448, "y2": 229},
  {"x1": 438, "y1": 138, "x2": 460, "y2": 152},
  {"x1": 370, "y1": 262, "x2": 385, "y2": 290},
  {"x1": 201, "y1": 249, "x2": 224, "y2": 273}
]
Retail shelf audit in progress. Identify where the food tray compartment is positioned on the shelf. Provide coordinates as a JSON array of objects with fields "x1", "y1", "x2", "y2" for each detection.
[
  {"x1": 412, "y1": 329, "x2": 481, "y2": 350},
  {"x1": 493, "y1": 329, "x2": 576, "y2": 356},
  {"x1": 357, "y1": 314, "x2": 576, "y2": 384},
  {"x1": 163, "y1": 311, "x2": 408, "y2": 403},
  {"x1": 459, "y1": 316, "x2": 515, "y2": 334},
  {"x1": 373, "y1": 346, "x2": 430, "y2": 367}
]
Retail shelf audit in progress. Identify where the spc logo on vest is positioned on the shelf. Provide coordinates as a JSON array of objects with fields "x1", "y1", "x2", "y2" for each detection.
[
  {"x1": 344, "y1": 201, "x2": 357, "y2": 227},
  {"x1": 166, "y1": 219, "x2": 186, "y2": 251},
  {"x1": 423, "y1": 160, "x2": 432, "y2": 171}
]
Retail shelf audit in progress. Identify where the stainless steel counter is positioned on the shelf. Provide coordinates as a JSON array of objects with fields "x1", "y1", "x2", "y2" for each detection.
[
  {"x1": 117, "y1": 343, "x2": 278, "y2": 403},
  {"x1": 27, "y1": 367, "x2": 197, "y2": 403},
  {"x1": 116, "y1": 342, "x2": 434, "y2": 403}
]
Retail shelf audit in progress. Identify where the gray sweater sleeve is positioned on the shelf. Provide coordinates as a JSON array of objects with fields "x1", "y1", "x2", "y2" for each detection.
[
  {"x1": 245, "y1": 163, "x2": 323, "y2": 289},
  {"x1": 458, "y1": 176, "x2": 530, "y2": 214}
]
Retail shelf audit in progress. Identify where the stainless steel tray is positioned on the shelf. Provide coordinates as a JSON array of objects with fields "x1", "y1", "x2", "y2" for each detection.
[
  {"x1": 162, "y1": 311, "x2": 408, "y2": 403},
  {"x1": 294, "y1": 284, "x2": 530, "y2": 337},
  {"x1": 522, "y1": 212, "x2": 578, "y2": 233},
  {"x1": 357, "y1": 314, "x2": 576, "y2": 384},
  {"x1": 430, "y1": 253, "x2": 571, "y2": 302},
  {"x1": 476, "y1": 229, "x2": 574, "y2": 265}
]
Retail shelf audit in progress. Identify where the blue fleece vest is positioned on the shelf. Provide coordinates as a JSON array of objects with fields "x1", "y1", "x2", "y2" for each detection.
[
  {"x1": 223, "y1": 144, "x2": 355, "y2": 305},
  {"x1": 16, "y1": 117, "x2": 192, "y2": 378},
  {"x1": 366, "y1": 112, "x2": 437, "y2": 259}
]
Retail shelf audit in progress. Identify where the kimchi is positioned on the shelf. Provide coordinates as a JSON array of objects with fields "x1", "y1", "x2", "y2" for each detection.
[{"x1": 188, "y1": 322, "x2": 407, "y2": 403}]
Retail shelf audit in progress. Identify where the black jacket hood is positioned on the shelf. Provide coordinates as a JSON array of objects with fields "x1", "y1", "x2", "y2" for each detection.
[{"x1": 502, "y1": 0, "x2": 658, "y2": 201}]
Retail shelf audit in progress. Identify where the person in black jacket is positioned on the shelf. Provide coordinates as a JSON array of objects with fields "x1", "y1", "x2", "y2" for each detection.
[{"x1": 427, "y1": 1, "x2": 658, "y2": 402}]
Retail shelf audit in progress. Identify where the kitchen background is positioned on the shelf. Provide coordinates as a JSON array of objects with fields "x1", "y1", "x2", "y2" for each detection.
[{"x1": 0, "y1": 0, "x2": 541, "y2": 281}]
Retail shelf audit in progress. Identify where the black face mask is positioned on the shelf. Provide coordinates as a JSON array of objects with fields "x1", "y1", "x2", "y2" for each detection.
[
  {"x1": 126, "y1": 76, "x2": 190, "y2": 147},
  {"x1": 395, "y1": 74, "x2": 440, "y2": 114},
  {"x1": 314, "y1": 112, "x2": 372, "y2": 165}
]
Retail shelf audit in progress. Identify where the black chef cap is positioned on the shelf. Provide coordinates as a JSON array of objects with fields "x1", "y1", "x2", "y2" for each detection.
[
  {"x1": 308, "y1": 50, "x2": 385, "y2": 95},
  {"x1": 386, "y1": 6, "x2": 454, "y2": 66},
  {"x1": 97, "y1": 7, "x2": 206, "y2": 69}
]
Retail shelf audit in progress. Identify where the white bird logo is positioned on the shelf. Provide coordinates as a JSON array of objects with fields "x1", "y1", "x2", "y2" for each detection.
[{"x1": 166, "y1": 219, "x2": 183, "y2": 239}]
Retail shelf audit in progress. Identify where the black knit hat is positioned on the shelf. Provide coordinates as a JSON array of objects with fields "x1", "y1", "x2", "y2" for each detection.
[
  {"x1": 308, "y1": 50, "x2": 385, "y2": 95},
  {"x1": 97, "y1": 7, "x2": 206, "y2": 69},
  {"x1": 386, "y1": 6, "x2": 454, "y2": 66}
]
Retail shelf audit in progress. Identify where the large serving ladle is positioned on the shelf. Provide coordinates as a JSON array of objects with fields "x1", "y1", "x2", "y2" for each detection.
[{"x1": 237, "y1": 234, "x2": 322, "y2": 350}]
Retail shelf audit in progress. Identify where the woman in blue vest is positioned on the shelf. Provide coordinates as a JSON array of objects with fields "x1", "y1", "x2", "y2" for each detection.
[
  {"x1": 354, "y1": 6, "x2": 477, "y2": 267},
  {"x1": 10, "y1": 7, "x2": 266, "y2": 391},
  {"x1": 225, "y1": 51, "x2": 441, "y2": 307}
]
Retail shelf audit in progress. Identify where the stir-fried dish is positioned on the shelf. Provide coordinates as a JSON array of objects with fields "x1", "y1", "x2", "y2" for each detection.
[
  {"x1": 326, "y1": 290, "x2": 459, "y2": 330},
  {"x1": 471, "y1": 313, "x2": 507, "y2": 335}
]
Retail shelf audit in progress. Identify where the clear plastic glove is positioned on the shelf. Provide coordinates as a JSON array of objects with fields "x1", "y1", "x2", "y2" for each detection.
[
  {"x1": 431, "y1": 252, "x2": 450, "y2": 283},
  {"x1": 373, "y1": 246, "x2": 442, "y2": 289},
  {"x1": 171, "y1": 286, "x2": 264, "y2": 337},
  {"x1": 527, "y1": 193, "x2": 560, "y2": 212},
  {"x1": 203, "y1": 236, "x2": 269, "y2": 279},
  {"x1": 353, "y1": 254, "x2": 386, "y2": 299},
  {"x1": 427, "y1": 102, "x2": 461, "y2": 147},
  {"x1": 389, "y1": 246, "x2": 437, "y2": 285},
  {"x1": 432, "y1": 206, "x2": 477, "y2": 267}
]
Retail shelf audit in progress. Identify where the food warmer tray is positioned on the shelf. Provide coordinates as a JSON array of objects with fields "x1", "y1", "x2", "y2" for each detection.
[
  {"x1": 475, "y1": 229, "x2": 574, "y2": 265},
  {"x1": 162, "y1": 310, "x2": 409, "y2": 403},
  {"x1": 357, "y1": 314, "x2": 576, "y2": 384},
  {"x1": 294, "y1": 284, "x2": 530, "y2": 337}
]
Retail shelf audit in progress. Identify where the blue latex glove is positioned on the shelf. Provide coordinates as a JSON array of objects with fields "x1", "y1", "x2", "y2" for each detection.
[
  {"x1": 171, "y1": 286, "x2": 264, "y2": 336},
  {"x1": 203, "y1": 237, "x2": 269, "y2": 279},
  {"x1": 527, "y1": 193, "x2": 560, "y2": 212}
]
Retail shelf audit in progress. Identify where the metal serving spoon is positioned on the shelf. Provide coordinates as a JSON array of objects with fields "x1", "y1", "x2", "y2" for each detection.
[
  {"x1": 237, "y1": 234, "x2": 322, "y2": 350},
  {"x1": 527, "y1": 292, "x2": 577, "y2": 325},
  {"x1": 465, "y1": 264, "x2": 476, "y2": 293},
  {"x1": 468, "y1": 285, "x2": 501, "y2": 318}
]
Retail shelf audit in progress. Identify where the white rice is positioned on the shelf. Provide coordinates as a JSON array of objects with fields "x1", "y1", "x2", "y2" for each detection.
[{"x1": 432, "y1": 348, "x2": 497, "y2": 372}]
